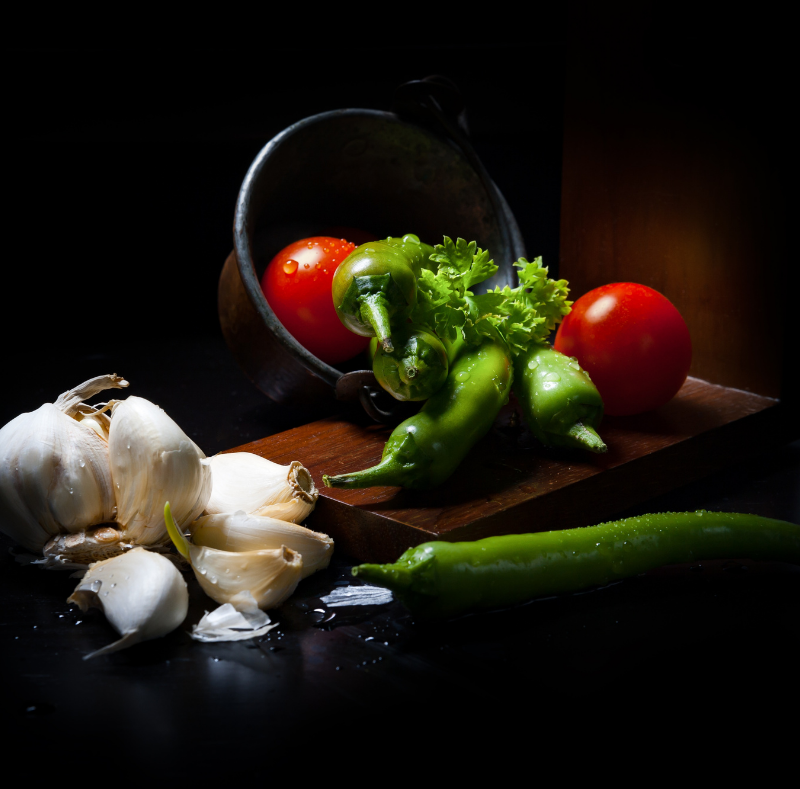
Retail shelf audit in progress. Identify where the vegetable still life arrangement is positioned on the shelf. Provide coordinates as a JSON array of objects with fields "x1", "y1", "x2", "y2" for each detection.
[
  {"x1": 0, "y1": 368, "x2": 797, "y2": 651},
  {"x1": 1, "y1": 232, "x2": 786, "y2": 659},
  {"x1": 323, "y1": 234, "x2": 610, "y2": 490},
  {"x1": 0, "y1": 375, "x2": 331, "y2": 656}
]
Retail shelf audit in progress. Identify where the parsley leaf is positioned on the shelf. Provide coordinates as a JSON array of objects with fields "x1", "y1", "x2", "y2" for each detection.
[{"x1": 410, "y1": 239, "x2": 571, "y2": 357}]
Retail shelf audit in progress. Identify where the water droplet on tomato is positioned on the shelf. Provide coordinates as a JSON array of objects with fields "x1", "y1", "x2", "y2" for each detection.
[
  {"x1": 304, "y1": 262, "x2": 311, "y2": 269},
  {"x1": 307, "y1": 242, "x2": 314, "y2": 249},
  {"x1": 544, "y1": 372, "x2": 561, "y2": 382},
  {"x1": 283, "y1": 259, "x2": 298, "y2": 275},
  {"x1": 456, "y1": 371, "x2": 470, "y2": 382},
  {"x1": 527, "y1": 359, "x2": 539, "y2": 370}
]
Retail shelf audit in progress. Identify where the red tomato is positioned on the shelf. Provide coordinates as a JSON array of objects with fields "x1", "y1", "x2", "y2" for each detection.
[
  {"x1": 554, "y1": 283, "x2": 692, "y2": 416},
  {"x1": 261, "y1": 237, "x2": 370, "y2": 364}
]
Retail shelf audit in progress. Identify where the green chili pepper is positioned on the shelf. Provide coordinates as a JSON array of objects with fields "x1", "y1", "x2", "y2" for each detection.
[
  {"x1": 353, "y1": 511, "x2": 800, "y2": 618},
  {"x1": 324, "y1": 339, "x2": 513, "y2": 489},
  {"x1": 514, "y1": 343, "x2": 606, "y2": 453},
  {"x1": 331, "y1": 234, "x2": 434, "y2": 352},
  {"x1": 373, "y1": 326, "x2": 450, "y2": 402}
]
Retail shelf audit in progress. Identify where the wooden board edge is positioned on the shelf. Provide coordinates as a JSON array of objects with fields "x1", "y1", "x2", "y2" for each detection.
[
  {"x1": 435, "y1": 400, "x2": 794, "y2": 545},
  {"x1": 304, "y1": 494, "x2": 438, "y2": 564}
]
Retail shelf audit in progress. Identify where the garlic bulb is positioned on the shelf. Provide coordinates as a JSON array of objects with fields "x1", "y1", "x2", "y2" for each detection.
[
  {"x1": 110, "y1": 396, "x2": 211, "y2": 546},
  {"x1": 205, "y1": 453, "x2": 318, "y2": 523},
  {"x1": 190, "y1": 511, "x2": 333, "y2": 578},
  {"x1": 67, "y1": 548, "x2": 189, "y2": 659},
  {"x1": 190, "y1": 543, "x2": 303, "y2": 609},
  {"x1": 0, "y1": 374, "x2": 128, "y2": 552}
]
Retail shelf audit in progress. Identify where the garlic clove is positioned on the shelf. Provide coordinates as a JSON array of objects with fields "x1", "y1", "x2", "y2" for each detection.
[
  {"x1": 188, "y1": 543, "x2": 303, "y2": 610},
  {"x1": 0, "y1": 406, "x2": 117, "y2": 552},
  {"x1": 109, "y1": 396, "x2": 211, "y2": 546},
  {"x1": 204, "y1": 453, "x2": 318, "y2": 523},
  {"x1": 67, "y1": 547, "x2": 189, "y2": 659},
  {"x1": 250, "y1": 498, "x2": 318, "y2": 523},
  {"x1": 72, "y1": 403, "x2": 114, "y2": 442},
  {"x1": 190, "y1": 511, "x2": 333, "y2": 578},
  {"x1": 165, "y1": 501, "x2": 304, "y2": 610}
]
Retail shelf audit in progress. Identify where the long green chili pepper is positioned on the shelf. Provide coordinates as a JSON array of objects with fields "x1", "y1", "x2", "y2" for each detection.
[
  {"x1": 514, "y1": 343, "x2": 606, "y2": 453},
  {"x1": 332, "y1": 234, "x2": 434, "y2": 352},
  {"x1": 324, "y1": 339, "x2": 512, "y2": 489},
  {"x1": 353, "y1": 511, "x2": 800, "y2": 618},
  {"x1": 372, "y1": 326, "x2": 450, "y2": 402}
]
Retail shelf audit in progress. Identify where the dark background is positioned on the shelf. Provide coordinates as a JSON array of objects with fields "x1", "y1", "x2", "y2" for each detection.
[
  {"x1": 5, "y1": 9, "x2": 790, "y2": 365},
  {"x1": 5, "y1": 46, "x2": 566, "y2": 352},
  {"x1": 3, "y1": 12, "x2": 797, "y2": 771}
]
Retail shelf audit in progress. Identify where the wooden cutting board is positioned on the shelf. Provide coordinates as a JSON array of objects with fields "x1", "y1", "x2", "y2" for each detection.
[{"x1": 225, "y1": 377, "x2": 784, "y2": 562}]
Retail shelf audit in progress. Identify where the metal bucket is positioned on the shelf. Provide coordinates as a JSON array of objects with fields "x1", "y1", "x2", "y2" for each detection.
[{"x1": 219, "y1": 99, "x2": 526, "y2": 416}]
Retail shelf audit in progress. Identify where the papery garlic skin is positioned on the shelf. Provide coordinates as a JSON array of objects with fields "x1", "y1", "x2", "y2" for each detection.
[
  {"x1": 44, "y1": 525, "x2": 130, "y2": 566},
  {"x1": 73, "y1": 404, "x2": 113, "y2": 442},
  {"x1": 205, "y1": 453, "x2": 317, "y2": 523},
  {"x1": 190, "y1": 511, "x2": 333, "y2": 578},
  {"x1": 190, "y1": 591, "x2": 278, "y2": 642},
  {"x1": 109, "y1": 396, "x2": 211, "y2": 546},
  {"x1": 188, "y1": 543, "x2": 303, "y2": 610},
  {"x1": 0, "y1": 375, "x2": 128, "y2": 553},
  {"x1": 68, "y1": 547, "x2": 189, "y2": 659}
]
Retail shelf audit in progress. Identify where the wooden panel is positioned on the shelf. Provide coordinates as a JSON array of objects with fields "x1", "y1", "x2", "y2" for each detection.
[
  {"x1": 223, "y1": 378, "x2": 782, "y2": 562},
  {"x1": 559, "y1": 25, "x2": 786, "y2": 398}
]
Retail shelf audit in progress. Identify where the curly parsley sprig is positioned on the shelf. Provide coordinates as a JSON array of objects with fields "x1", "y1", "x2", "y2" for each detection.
[{"x1": 409, "y1": 237, "x2": 572, "y2": 356}]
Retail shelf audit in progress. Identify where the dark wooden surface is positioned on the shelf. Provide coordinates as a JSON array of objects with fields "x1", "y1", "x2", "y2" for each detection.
[{"x1": 228, "y1": 377, "x2": 783, "y2": 562}]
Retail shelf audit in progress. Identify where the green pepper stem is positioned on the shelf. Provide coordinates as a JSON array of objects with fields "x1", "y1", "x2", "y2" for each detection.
[
  {"x1": 352, "y1": 561, "x2": 412, "y2": 590},
  {"x1": 358, "y1": 293, "x2": 395, "y2": 352},
  {"x1": 323, "y1": 455, "x2": 413, "y2": 489},
  {"x1": 564, "y1": 422, "x2": 607, "y2": 453},
  {"x1": 400, "y1": 358, "x2": 419, "y2": 382}
]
